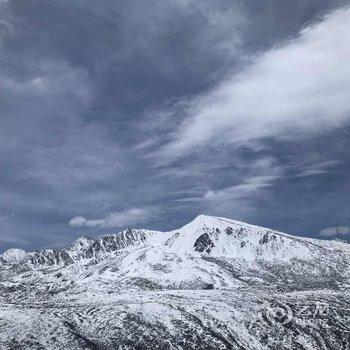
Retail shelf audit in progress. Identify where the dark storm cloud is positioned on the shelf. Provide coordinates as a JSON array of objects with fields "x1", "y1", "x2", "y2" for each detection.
[{"x1": 0, "y1": 0, "x2": 349, "y2": 251}]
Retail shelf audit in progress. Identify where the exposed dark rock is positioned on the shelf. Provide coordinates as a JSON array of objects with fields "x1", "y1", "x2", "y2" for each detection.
[
  {"x1": 194, "y1": 233, "x2": 214, "y2": 253},
  {"x1": 259, "y1": 233, "x2": 270, "y2": 245},
  {"x1": 84, "y1": 229, "x2": 151, "y2": 258},
  {"x1": 204, "y1": 283, "x2": 215, "y2": 290},
  {"x1": 225, "y1": 227, "x2": 233, "y2": 235},
  {"x1": 29, "y1": 250, "x2": 73, "y2": 267}
]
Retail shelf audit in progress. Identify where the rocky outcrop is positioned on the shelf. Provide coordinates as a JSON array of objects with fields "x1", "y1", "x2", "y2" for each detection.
[
  {"x1": 29, "y1": 249, "x2": 73, "y2": 267},
  {"x1": 194, "y1": 233, "x2": 215, "y2": 253},
  {"x1": 83, "y1": 229, "x2": 155, "y2": 258}
]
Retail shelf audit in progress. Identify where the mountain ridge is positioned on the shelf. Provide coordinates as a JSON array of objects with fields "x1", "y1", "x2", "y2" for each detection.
[
  {"x1": 1, "y1": 214, "x2": 349, "y2": 291},
  {"x1": 2, "y1": 214, "x2": 348, "y2": 264}
]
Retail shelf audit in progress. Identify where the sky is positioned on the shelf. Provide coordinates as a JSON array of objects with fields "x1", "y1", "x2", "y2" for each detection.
[{"x1": 1, "y1": 0, "x2": 350, "y2": 252}]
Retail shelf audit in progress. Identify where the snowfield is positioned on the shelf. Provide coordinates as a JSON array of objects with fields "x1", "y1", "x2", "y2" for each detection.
[{"x1": 1, "y1": 215, "x2": 349, "y2": 349}]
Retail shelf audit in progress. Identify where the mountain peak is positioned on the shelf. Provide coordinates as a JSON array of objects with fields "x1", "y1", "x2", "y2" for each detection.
[
  {"x1": 2, "y1": 248, "x2": 28, "y2": 264},
  {"x1": 180, "y1": 214, "x2": 252, "y2": 232},
  {"x1": 68, "y1": 235, "x2": 95, "y2": 250},
  {"x1": 66, "y1": 236, "x2": 96, "y2": 261},
  {"x1": 74, "y1": 235, "x2": 95, "y2": 244},
  {"x1": 188, "y1": 214, "x2": 225, "y2": 225}
]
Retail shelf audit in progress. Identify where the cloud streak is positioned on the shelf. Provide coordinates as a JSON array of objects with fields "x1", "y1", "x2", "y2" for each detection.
[
  {"x1": 295, "y1": 160, "x2": 341, "y2": 177},
  {"x1": 319, "y1": 226, "x2": 350, "y2": 237},
  {"x1": 160, "y1": 7, "x2": 350, "y2": 158},
  {"x1": 204, "y1": 175, "x2": 280, "y2": 201}
]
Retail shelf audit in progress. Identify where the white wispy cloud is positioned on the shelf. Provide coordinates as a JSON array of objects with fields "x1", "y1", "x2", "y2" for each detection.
[
  {"x1": 204, "y1": 175, "x2": 280, "y2": 202},
  {"x1": 319, "y1": 226, "x2": 350, "y2": 237},
  {"x1": 0, "y1": 215, "x2": 8, "y2": 222},
  {"x1": 295, "y1": 160, "x2": 341, "y2": 177},
  {"x1": 160, "y1": 7, "x2": 350, "y2": 158},
  {"x1": 69, "y1": 208, "x2": 155, "y2": 229},
  {"x1": 0, "y1": 212, "x2": 14, "y2": 223}
]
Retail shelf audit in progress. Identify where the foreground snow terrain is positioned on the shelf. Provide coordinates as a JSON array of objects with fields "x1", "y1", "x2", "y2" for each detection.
[{"x1": 1, "y1": 215, "x2": 350, "y2": 349}]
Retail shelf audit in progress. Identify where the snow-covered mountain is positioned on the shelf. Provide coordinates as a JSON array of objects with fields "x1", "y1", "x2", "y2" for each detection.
[{"x1": 1, "y1": 215, "x2": 350, "y2": 349}]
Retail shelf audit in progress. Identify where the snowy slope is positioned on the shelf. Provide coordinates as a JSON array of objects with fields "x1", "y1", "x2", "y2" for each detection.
[{"x1": 1, "y1": 215, "x2": 350, "y2": 349}]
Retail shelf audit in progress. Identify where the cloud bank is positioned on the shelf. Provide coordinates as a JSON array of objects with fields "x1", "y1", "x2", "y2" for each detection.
[{"x1": 69, "y1": 208, "x2": 154, "y2": 229}]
